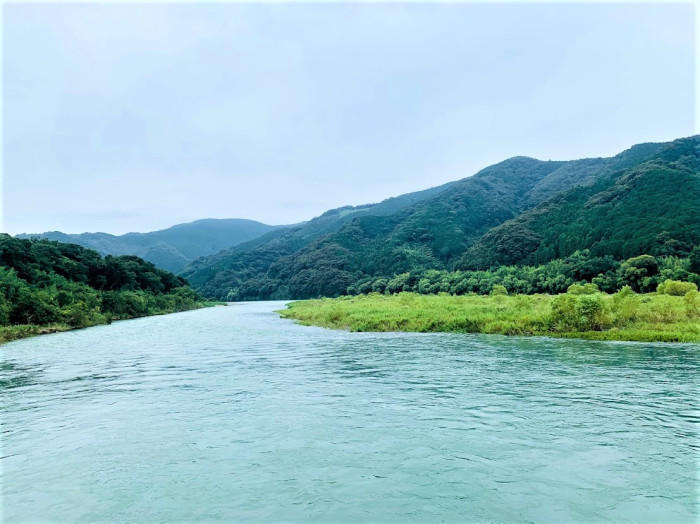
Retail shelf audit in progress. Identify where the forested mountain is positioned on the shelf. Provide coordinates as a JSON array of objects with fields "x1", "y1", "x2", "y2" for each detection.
[
  {"x1": 20, "y1": 218, "x2": 281, "y2": 273},
  {"x1": 184, "y1": 137, "x2": 684, "y2": 300},
  {"x1": 182, "y1": 178, "x2": 461, "y2": 296},
  {"x1": 460, "y1": 136, "x2": 699, "y2": 269},
  {"x1": 0, "y1": 235, "x2": 204, "y2": 340}
]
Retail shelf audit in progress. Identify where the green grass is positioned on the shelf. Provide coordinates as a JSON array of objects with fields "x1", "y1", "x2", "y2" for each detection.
[
  {"x1": 202, "y1": 301, "x2": 228, "y2": 307},
  {"x1": 0, "y1": 323, "x2": 74, "y2": 344},
  {"x1": 279, "y1": 291, "x2": 700, "y2": 343}
]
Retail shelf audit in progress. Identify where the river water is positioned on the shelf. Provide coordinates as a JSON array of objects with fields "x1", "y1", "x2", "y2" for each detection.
[{"x1": 1, "y1": 302, "x2": 698, "y2": 522}]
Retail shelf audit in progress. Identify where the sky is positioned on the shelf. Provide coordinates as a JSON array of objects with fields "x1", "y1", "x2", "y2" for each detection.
[{"x1": 2, "y1": 2, "x2": 696, "y2": 235}]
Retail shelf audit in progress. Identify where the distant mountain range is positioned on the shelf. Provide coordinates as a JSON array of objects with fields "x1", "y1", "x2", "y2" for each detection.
[
  {"x1": 19, "y1": 219, "x2": 283, "y2": 273},
  {"x1": 20, "y1": 136, "x2": 699, "y2": 300},
  {"x1": 182, "y1": 136, "x2": 698, "y2": 300}
]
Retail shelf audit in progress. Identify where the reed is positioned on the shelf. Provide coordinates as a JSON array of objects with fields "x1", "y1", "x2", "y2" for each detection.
[{"x1": 280, "y1": 290, "x2": 700, "y2": 343}]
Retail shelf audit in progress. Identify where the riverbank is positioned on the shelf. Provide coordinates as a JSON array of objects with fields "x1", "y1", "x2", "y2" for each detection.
[
  {"x1": 279, "y1": 292, "x2": 700, "y2": 343},
  {"x1": 0, "y1": 302, "x2": 225, "y2": 345}
]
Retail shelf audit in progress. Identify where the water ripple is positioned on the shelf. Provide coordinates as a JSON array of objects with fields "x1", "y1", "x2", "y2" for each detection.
[{"x1": 1, "y1": 301, "x2": 698, "y2": 522}]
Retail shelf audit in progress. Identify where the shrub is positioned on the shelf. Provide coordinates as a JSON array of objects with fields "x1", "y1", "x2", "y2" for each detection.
[
  {"x1": 549, "y1": 293, "x2": 608, "y2": 331},
  {"x1": 386, "y1": 273, "x2": 410, "y2": 294},
  {"x1": 617, "y1": 285, "x2": 635, "y2": 297},
  {"x1": 576, "y1": 294, "x2": 608, "y2": 331},
  {"x1": 657, "y1": 279, "x2": 698, "y2": 296},
  {"x1": 549, "y1": 294, "x2": 578, "y2": 331},
  {"x1": 683, "y1": 290, "x2": 699, "y2": 315},
  {"x1": 371, "y1": 278, "x2": 388, "y2": 294},
  {"x1": 567, "y1": 283, "x2": 599, "y2": 295},
  {"x1": 490, "y1": 284, "x2": 508, "y2": 296}
]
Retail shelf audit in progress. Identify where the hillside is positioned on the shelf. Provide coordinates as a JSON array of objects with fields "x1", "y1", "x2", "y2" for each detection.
[
  {"x1": 182, "y1": 178, "x2": 461, "y2": 297},
  {"x1": 460, "y1": 136, "x2": 699, "y2": 269},
  {"x1": 20, "y1": 218, "x2": 281, "y2": 273},
  {"x1": 0, "y1": 235, "x2": 206, "y2": 342},
  {"x1": 184, "y1": 138, "x2": 675, "y2": 300}
]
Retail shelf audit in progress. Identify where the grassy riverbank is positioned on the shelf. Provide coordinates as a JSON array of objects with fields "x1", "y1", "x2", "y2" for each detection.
[
  {"x1": 0, "y1": 323, "x2": 73, "y2": 344},
  {"x1": 0, "y1": 236, "x2": 224, "y2": 345},
  {"x1": 280, "y1": 290, "x2": 700, "y2": 343},
  {"x1": 0, "y1": 302, "x2": 225, "y2": 345}
]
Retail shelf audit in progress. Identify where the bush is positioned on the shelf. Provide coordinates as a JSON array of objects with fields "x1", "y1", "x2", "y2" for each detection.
[
  {"x1": 490, "y1": 284, "x2": 508, "y2": 296},
  {"x1": 386, "y1": 273, "x2": 411, "y2": 294},
  {"x1": 567, "y1": 283, "x2": 599, "y2": 295},
  {"x1": 656, "y1": 279, "x2": 698, "y2": 296},
  {"x1": 549, "y1": 293, "x2": 608, "y2": 331},
  {"x1": 576, "y1": 295, "x2": 608, "y2": 331},
  {"x1": 684, "y1": 290, "x2": 699, "y2": 315},
  {"x1": 617, "y1": 285, "x2": 635, "y2": 296}
]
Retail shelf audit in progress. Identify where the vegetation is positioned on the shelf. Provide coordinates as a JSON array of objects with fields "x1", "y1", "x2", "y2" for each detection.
[
  {"x1": 339, "y1": 251, "x2": 699, "y2": 296},
  {"x1": 21, "y1": 218, "x2": 281, "y2": 273},
  {"x1": 280, "y1": 289, "x2": 700, "y2": 343},
  {"x1": 657, "y1": 279, "x2": 698, "y2": 296},
  {"x1": 0, "y1": 235, "x2": 207, "y2": 344},
  {"x1": 461, "y1": 137, "x2": 699, "y2": 269},
  {"x1": 183, "y1": 137, "x2": 695, "y2": 301}
]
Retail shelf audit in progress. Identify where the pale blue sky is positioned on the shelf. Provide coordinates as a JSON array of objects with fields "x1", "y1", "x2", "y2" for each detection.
[{"x1": 3, "y1": 2, "x2": 695, "y2": 234}]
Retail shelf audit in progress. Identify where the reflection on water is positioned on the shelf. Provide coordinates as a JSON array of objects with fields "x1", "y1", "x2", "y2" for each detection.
[{"x1": 1, "y1": 302, "x2": 698, "y2": 522}]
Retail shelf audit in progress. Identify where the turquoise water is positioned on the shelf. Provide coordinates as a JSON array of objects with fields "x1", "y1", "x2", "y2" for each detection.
[{"x1": 1, "y1": 302, "x2": 698, "y2": 522}]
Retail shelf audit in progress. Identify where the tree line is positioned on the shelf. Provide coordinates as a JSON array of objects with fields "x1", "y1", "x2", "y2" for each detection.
[
  {"x1": 224, "y1": 248, "x2": 700, "y2": 301},
  {"x1": 0, "y1": 235, "x2": 204, "y2": 334}
]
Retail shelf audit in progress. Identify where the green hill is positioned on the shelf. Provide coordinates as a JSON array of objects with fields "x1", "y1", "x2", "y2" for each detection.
[
  {"x1": 460, "y1": 136, "x2": 699, "y2": 269},
  {"x1": 184, "y1": 138, "x2": 681, "y2": 300},
  {"x1": 20, "y1": 218, "x2": 281, "y2": 273},
  {"x1": 0, "y1": 235, "x2": 206, "y2": 343},
  {"x1": 181, "y1": 178, "x2": 461, "y2": 297}
]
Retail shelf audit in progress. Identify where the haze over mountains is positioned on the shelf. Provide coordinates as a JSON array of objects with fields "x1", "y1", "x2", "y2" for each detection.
[
  {"x1": 20, "y1": 219, "x2": 282, "y2": 273},
  {"x1": 20, "y1": 136, "x2": 699, "y2": 300}
]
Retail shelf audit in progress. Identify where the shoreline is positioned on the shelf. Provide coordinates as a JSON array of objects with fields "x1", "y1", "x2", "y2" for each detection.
[
  {"x1": 0, "y1": 302, "x2": 225, "y2": 346},
  {"x1": 279, "y1": 292, "x2": 700, "y2": 344}
]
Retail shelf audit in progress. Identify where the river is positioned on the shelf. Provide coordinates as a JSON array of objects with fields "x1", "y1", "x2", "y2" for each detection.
[{"x1": 1, "y1": 302, "x2": 697, "y2": 521}]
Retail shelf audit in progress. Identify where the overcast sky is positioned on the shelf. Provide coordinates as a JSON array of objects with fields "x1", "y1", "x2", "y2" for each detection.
[{"x1": 3, "y1": 2, "x2": 695, "y2": 235}]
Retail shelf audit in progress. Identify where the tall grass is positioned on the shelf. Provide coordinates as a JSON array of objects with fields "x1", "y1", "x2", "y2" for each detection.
[{"x1": 280, "y1": 290, "x2": 700, "y2": 343}]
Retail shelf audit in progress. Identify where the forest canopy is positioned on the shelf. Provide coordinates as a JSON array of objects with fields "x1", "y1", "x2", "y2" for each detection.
[{"x1": 0, "y1": 235, "x2": 204, "y2": 341}]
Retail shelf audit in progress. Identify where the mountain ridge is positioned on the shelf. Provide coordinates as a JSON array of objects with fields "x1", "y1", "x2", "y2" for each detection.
[
  {"x1": 183, "y1": 137, "x2": 684, "y2": 300},
  {"x1": 19, "y1": 218, "x2": 283, "y2": 273}
]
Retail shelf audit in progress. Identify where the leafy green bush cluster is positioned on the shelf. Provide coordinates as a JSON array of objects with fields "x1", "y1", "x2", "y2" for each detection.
[
  {"x1": 0, "y1": 235, "x2": 204, "y2": 340},
  {"x1": 657, "y1": 279, "x2": 698, "y2": 296},
  {"x1": 549, "y1": 293, "x2": 608, "y2": 332},
  {"x1": 566, "y1": 283, "x2": 600, "y2": 295},
  {"x1": 342, "y1": 251, "x2": 699, "y2": 299},
  {"x1": 490, "y1": 285, "x2": 508, "y2": 296}
]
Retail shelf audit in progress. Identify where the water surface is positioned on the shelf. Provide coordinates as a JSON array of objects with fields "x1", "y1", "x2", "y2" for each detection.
[{"x1": 2, "y1": 302, "x2": 698, "y2": 521}]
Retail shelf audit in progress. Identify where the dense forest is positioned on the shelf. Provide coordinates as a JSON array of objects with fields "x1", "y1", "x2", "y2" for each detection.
[
  {"x1": 344, "y1": 250, "x2": 700, "y2": 296},
  {"x1": 461, "y1": 137, "x2": 699, "y2": 268},
  {"x1": 20, "y1": 218, "x2": 281, "y2": 273},
  {"x1": 182, "y1": 136, "x2": 697, "y2": 300},
  {"x1": 0, "y1": 235, "x2": 205, "y2": 342}
]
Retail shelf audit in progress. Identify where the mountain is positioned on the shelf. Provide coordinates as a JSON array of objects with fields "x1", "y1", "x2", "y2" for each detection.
[
  {"x1": 183, "y1": 138, "x2": 680, "y2": 300},
  {"x1": 459, "y1": 136, "x2": 699, "y2": 269},
  {"x1": 19, "y1": 218, "x2": 282, "y2": 273},
  {"x1": 181, "y1": 179, "x2": 463, "y2": 297}
]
